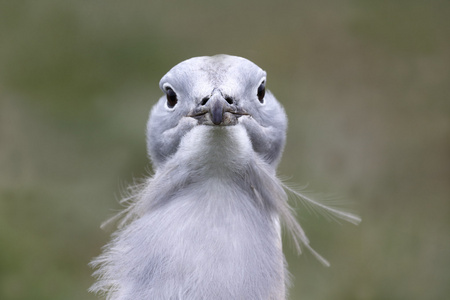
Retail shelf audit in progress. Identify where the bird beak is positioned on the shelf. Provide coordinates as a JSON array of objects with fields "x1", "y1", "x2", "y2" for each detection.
[
  {"x1": 189, "y1": 91, "x2": 248, "y2": 126},
  {"x1": 210, "y1": 95, "x2": 228, "y2": 125}
]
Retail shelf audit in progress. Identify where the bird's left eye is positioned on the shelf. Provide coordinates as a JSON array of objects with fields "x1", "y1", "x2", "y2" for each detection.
[
  {"x1": 257, "y1": 81, "x2": 265, "y2": 103},
  {"x1": 165, "y1": 87, "x2": 178, "y2": 108}
]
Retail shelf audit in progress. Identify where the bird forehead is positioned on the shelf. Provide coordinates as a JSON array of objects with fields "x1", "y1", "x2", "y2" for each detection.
[{"x1": 160, "y1": 55, "x2": 266, "y2": 93}]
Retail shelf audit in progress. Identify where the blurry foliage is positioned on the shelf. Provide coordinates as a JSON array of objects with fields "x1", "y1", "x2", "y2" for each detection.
[{"x1": 1, "y1": 0, "x2": 449, "y2": 299}]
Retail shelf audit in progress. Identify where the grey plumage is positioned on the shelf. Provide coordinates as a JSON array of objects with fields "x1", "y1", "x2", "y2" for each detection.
[{"x1": 90, "y1": 55, "x2": 360, "y2": 299}]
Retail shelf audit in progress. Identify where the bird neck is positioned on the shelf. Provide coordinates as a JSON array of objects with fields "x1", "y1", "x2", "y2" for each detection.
[
  {"x1": 91, "y1": 124, "x2": 288, "y2": 299},
  {"x1": 175, "y1": 124, "x2": 255, "y2": 177}
]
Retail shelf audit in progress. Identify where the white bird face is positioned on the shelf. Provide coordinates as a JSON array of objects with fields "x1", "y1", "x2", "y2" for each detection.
[{"x1": 147, "y1": 55, "x2": 287, "y2": 169}]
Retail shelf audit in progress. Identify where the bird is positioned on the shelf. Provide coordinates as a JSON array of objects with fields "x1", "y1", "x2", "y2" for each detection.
[{"x1": 90, "y1": 54, "x2": 360, "y2": 299}]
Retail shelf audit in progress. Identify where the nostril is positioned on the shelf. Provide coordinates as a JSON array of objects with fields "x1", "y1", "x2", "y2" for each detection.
[
  {"x1": 201, "y1": 97, "x2": 209, "y2": 106},
  {"x1": 225, "y1": 97, "x2": 234, "y2": 105}
]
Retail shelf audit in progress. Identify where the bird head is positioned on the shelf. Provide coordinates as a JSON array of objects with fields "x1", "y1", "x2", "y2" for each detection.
[{"x1": 147, "y1": 55, "x2": 287, "y2": 169}]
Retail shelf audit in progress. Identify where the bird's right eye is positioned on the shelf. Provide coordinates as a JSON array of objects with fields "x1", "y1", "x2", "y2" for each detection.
[{"x1": 165, "y1": 87, "x2": 178, "y2": 108}]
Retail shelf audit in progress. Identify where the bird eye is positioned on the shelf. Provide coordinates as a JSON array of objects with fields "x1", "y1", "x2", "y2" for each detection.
[
  {"x1": 257, "y1": 81, "x2": 265, "y2": 103},
  {"x1": 165, "y1": 87, "x2": 178, "y2": 108}
]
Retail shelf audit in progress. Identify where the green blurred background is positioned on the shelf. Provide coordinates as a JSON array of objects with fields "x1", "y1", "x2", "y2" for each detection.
[{"x1": 1, "y1": 0, "x2": 449, "y2": 299}]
